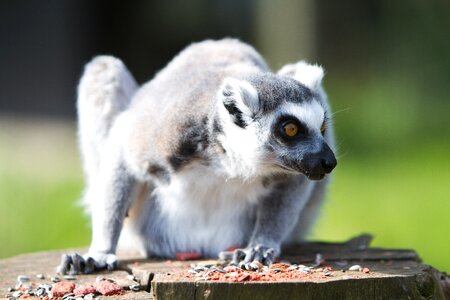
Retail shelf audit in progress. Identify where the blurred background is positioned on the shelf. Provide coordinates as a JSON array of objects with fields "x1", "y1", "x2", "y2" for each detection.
[{"x1": 0, "y1": 0, "x2": 449, "y2": 271}]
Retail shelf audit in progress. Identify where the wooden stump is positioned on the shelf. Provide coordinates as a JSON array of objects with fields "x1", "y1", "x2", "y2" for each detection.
[{"x1": 0, "y1": 235, "x2": 448, "y2": 299}]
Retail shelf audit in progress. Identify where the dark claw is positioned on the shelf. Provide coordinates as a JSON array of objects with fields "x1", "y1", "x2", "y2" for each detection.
[
  {"x1": 56, "y1": 254, "x2": 72, "y2": 275},
  {"x1": 57, "y1": 253, "x2": 86, "y2": 275},
  {"x1": 106, "y1": 259, "x2": 117, "y2": 271},
  {"x1": 230, "y1": 249, "x2": 245, "y2": 266},
  {"x1": 57, "y1": 253, "x2": 96, "y2": 275},
  {"x1": 69, "y1": 253, "x2": 86, "y2": 275},
  {"x1": 84, "y1": 257, "x2": 95, "y2": 274}
]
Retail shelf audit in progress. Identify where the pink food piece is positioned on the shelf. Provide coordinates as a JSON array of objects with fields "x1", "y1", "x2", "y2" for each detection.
[
  {"x1": 94, "y1": 280, "x2": 123, "y2": 295},
  {"x1": 51, "y1": 281, "x2": 76, "y2": 297},
  {"x1": 73, "y1": 284, "x2": 97, "y2": 296},
  {"x1": 175, "y1": 252, "x2": 202, "y2": 261}
]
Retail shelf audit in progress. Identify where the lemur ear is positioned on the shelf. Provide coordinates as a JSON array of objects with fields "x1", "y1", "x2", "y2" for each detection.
[
  {"x1": 219, "y1": 77, "x2": 259, "y2": 128},
  {"x1": 278, "y1": 61, "x2": 324, "y2": 91}
]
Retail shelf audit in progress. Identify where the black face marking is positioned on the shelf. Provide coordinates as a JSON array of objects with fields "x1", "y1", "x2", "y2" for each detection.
[
  {"x1": 223, "y1": 101, "x2": 246, "y2": 128},
  {"x1": 244, "y1": 73, "x2": 313, "y2": 114},
  {"x1": 147, "y1": 164, "x2": 171, "y2": 184},
  {"x1": 272, "y1": 114, "x2": 309, "y2": 146},
  {"x1": 168, "y1": 117, "x2": 210, "y2": 171}
]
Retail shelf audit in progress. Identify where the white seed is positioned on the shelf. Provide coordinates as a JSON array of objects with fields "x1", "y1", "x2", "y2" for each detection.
[
  {"x1": 62, "y1": 292, "x2": 75, "y2": 299},
  {"x1": 12, "y1": 291, "x2": 23, "y2": 297},
  {"x1": 36, "y1": 274, "x2": 45, "y2": 279},
  {"x1": 212, "y1": 267, "x2": 226, "y2": 273},
  {"x1": 84, "y1": 294, "x2": 94, "y2": 300},
  {"x1": 95, "y1": 276, "x2": 105, "y2": 282},
  {"x1": 349, "y1": 265, "x2": 361, "y2": 271},
  {"x1": 51, "y1": 276, "x2": 61, "y2": 282},
  {"x1": 130, "y1": 284, "x2": 140, "y2": 291},
  {"x1": 64, "y1": 275, "x2": 77, "y2": 280},
  {"x1": 286, "y1": 265, "x2": 298, "y2": 271},
  {"x1": 299, "y1": 267, "x2": 311, "y2": 273},
  {"x1": 195, "y1": 277, "x2": 207, "y2": 281}
]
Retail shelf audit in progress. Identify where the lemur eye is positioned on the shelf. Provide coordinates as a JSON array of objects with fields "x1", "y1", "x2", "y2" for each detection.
[
  {"x1": 283, "y1": 122, "x2": 299, "y2": 137},
  {"x1": 321, "y1": 120, "x2": 327, "y2": 134}
]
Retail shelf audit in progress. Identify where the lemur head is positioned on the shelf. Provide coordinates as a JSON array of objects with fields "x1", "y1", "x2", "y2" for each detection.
[{"x1": 216, "y1": 62, "x2": 337, "y2": 180}]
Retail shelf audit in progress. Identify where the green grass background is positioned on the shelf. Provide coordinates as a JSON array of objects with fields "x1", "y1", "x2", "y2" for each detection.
[{"x1": 0, "y1": 78, "x2": 449, "y2": 271}]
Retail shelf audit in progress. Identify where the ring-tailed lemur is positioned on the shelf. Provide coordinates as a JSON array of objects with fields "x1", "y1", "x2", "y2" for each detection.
[{"x1": 57, "y1": 39, "x2": 337, "y2": 274}]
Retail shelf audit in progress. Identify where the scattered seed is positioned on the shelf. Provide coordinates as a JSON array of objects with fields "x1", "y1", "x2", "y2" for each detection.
[
  {"x1": 287, "y1": 265, "x2": 298, "y2": 271},
  {"x1": 83, "y1": 293, "x2": 94, "y2": 300},
  {"x1": 12, "y1": 291, "x2": 22, "y2": 298},
  {"x1": 7, "y1": 287, "x2": 15, "y2": 292},
  {"x1": 64, "y1": 275, "x2": 77, "y2": 280},
  {"x1": 95, "y1": 276, "x2": 105, "y2": 282},
  {"x1": 349, "y1": 265, "x2": 361, "y2": 271},
  {"x1": 106, "y1": 278, "x2": 116, "y2": 283},
  {"x1": 51, "y1": 276, "x2": 61, "y2": 282},
  {"x1": 62, "y1": 292, "x2": 76, "y2": 299},
  {"x1": 324, "y1": 271, "x2": 332, "y2": 276},
  {"x1": 238, "y1": 273, "x2": 251, "y2": 281},
  {"x1": 24, "y1": 289, "x2": 33, "y2": 295},
  {"x1": 40, "y1": 284, "x2": 52, "y2": 290},
  {"x1": 299, "y1": 267, "x2": 311, "y2": 273},
  {"x1": 212, "y1": 267, "x2": 226, "y2": 273},
  {"x1": 194, "y1": 266, "x2": 205, "y2": 272},
  {"x1": 188, "y1": 269, "x2": 198, "y2": 275},
  {"x1": 36, "y1": 273, "x2": 45, "y2": 279},
  {"x1": 17, "y1": 275, "x2": 31, "y2": 282},
  {"x1": 130, "y1": 284, "x2": 140, "y2": 291},
  {"x1": 35, "y1": 288, "x2": 47, "y2": 297},
  {"x1": 195, "y1": 277, "x2": 207, "y2": 281}
]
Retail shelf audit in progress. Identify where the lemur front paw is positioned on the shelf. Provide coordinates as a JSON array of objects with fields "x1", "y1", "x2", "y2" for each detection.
[
  {"x1": 227, "y1": 245, "x2": 276, "y2": 270},
  {"x1": 56, "y1": 252, "x2": 118, "y2": 275}
]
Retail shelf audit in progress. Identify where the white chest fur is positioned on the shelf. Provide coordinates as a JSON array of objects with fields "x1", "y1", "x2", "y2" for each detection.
[{"x1": 152, "y1": 163, "x2": 269, "y2": 256}]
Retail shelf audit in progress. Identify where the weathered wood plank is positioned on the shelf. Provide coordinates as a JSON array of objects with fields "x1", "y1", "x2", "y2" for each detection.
[
  {"x1": 150, "y1": 260, "x2": 445, "y2": 300},
  {"x1": 0, "y1": 237, "x2": 447, "y2": 299}
]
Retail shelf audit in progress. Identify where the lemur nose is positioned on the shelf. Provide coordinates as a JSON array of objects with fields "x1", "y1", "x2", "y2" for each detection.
[{"x1": 321, "y1": 156, "x2": 337, "y2": 173}]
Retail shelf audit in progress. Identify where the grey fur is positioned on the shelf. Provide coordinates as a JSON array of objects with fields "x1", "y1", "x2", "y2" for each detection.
[{"x1": 58, "y1": 39, "x2": 337, "y2": 274}]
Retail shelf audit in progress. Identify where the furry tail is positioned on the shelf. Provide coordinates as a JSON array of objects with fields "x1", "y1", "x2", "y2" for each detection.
[{"x1": 77, "y1": 56, "x2": 138, "y2": 208}]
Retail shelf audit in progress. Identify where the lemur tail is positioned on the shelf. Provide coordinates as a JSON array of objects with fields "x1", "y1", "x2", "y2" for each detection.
[{"x1": 77, "y1": 56, "x2": 138, "y2": 191}]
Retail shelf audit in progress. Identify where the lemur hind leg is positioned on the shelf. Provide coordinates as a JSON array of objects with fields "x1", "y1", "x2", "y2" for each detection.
[{"x1": 57, "y1": 57, "x2": 138, "y2": 275}]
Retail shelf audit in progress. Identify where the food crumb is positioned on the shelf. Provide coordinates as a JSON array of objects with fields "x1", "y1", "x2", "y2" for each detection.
[
  {"x1": 50, "y1": 281, "x2": 76, "y2": 297},
  {"x1": 94, "y1": 280, "x2": 124, "y2": 296}
]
